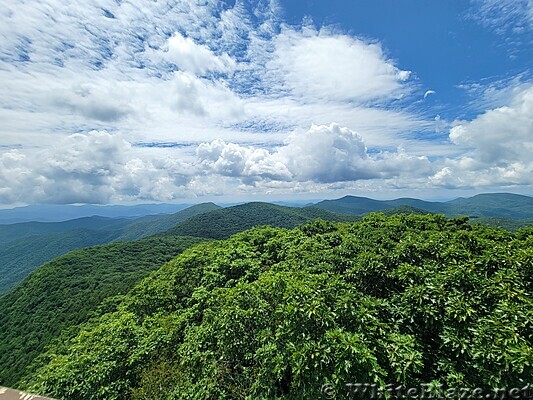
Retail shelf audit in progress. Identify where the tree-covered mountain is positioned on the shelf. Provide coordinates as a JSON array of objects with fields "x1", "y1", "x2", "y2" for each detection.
[
  {"x1": 314, "y1": 192, "x2": 533, "y2": 219},
  {"x1": 20, "y1": 214, "x2": 531, "y2": 399},
  {"x1": 446, "y1": 193, "x2": 533, "y2": 219},
  {"x1": 470, "y1": 216, "x2": 533, "y2": 231},
  {"x1": 2, "y1": 196, "x2": 530, "y2": 296},
  {"x1": 380, "y1": 205, "x2": 430, "y2": 216},
  {"x1": 162, "y1": 202, "x2": 358, "y2": 240},
  {"x1": 0, "y1": 195, "x2": 531, "y2": 397},
  {"x1": 313, "y1": 195, "x2": 400, "y2": 215},
  {"x1": 0, "y1": 216, "x2": 133, "y2": 245},
  {"x1": 0, "y1": 228, "x2": 123, "y2": 295},
  {"x1": 0, "y1": 204, "x2": 222, "y2": 295},
  {"x1": 113, "y1": 203, "x2": 222, "y2": 242},
  {"x1": 0, "y1": 235, "x2": 208, "y2": 388}
]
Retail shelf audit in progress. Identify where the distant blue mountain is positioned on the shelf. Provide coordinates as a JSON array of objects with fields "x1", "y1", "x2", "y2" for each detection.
[
  {"x1": 314, "y1": 193, "x2": 533, "y2": 220},
  {"x1": 0, "y1": 216, "x2": 132, "y2": 245},
  {"x1": 0, "y1": 203, "x2": 193, "y2": 223}
]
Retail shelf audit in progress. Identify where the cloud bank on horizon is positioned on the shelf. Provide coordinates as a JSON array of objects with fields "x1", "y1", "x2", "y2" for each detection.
[{"x1": 0, "y1": 0, "x2": 531, "y2": 204}]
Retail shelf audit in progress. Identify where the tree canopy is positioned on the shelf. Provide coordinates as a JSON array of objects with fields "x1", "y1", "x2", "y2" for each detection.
[{"x1": 25, "y1": 214, "x2": 531, "y2": 399}]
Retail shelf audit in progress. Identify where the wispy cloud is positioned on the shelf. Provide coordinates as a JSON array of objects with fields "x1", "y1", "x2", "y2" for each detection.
[
  {"x1": 468, "y1": 0, "x2": 533, "y2": 35},
  {"x1": 424, "y1": 90, "x2": 436, "y2": 99}
]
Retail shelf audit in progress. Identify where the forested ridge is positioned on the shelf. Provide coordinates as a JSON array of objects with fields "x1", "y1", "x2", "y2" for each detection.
[
  {"x1": 0, "y1": 235, "x2": 208, "y2": 387},
  {"x1": 0, "y1": 203, "x2": 220, "y2": 295},
  {"x1": 113, "y1": 202, "x2": 221, "y2": 242},
  {"x1": 0, "y1": 228, "x2": 125, "y2": 295},
  {"x1": 163, "y1": 202, "x2": 358, "y2": 239},
  {"x1": 7, "y1": 214, "x2": 528, "y2": 399}
]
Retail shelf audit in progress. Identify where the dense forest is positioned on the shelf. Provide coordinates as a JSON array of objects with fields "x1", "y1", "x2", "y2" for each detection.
[
  {"x1": 2, "y1": 194, "x2": 531, "y2": 295},
  {"x1": 7, "y1": 214, "x2": 528, "y2": 399},
  {"x1": 113, "y1": 203, "x2": 221, "y2": 242},
  {"x1": 0, "y1": 235, "x2": 208, "y2": 387}
]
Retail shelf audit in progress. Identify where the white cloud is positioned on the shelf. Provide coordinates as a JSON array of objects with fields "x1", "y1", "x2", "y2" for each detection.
[
  {"x1": 50, "y1": 83, "x2": 133, "y2": 122},
  {"x1": 197, "y1": 123, "x2": 432, "y2": 184},
  {"x1": 242, "y1": 98, "x2": 432, "y2": 150},
  {"x1": 155, "y1": 32, "x2": 236, "y2": 75},
  {"x1": 470, "y1": 0, "x2": 533, "y2": 34},
  {"x1": 267, "y1": 27, "x2": 411, "y2": 103},
  {"x1": 431, "y1": 85, "x2": 533, "y2": 187},
  {"x1": 278, "y1": 124, "x2": 372, "y2": 182},
  {"x1": 424, "y1": 90, "x2": 436, "y2": 99},
  {"x1": 0, "y1": 151, "x2": 34, "y2": 203},
  {"x1": 449, "y1": 85, "x2": 533, "y2": 164},
  {"x1": 167, "y1": 72, "x2": 243, "y2": 119},
  {"x1": 0, "y1": 131, "x2": 199, "y2": 204},
  {"x1": 0, "y1": 0, "x2": 529, "y2": 203},
  {"x1": 0, "y1": 131, "x2": 129, "y2": 204},
  {"x1": 197, "y1": 139, "x2": 292, "y2": 183},
  {"x1": 0, "y1": 1, "x2": 432, "y2": 155}
]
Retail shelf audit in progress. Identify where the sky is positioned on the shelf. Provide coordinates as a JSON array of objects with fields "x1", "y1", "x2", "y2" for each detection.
[{"x1": 0, "y1": 0, "x2": 532, "y2": 205}]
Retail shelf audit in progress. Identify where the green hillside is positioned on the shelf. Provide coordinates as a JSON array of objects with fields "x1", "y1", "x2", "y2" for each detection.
[
  {"x1": 380, "y1": 205, "x2": 430, "y2": 216},
  {"x1": 113, "y1": 202, "x2": 222, "y2": 242},
  {"x1": 163, "y1": 202, "x2": 357, "y2": 239},
  {"x1": 0, "y1": 203, "x2": 191, "y2": 224},
  {"x1": 469, "y1": 216, "x2": 533, "y2": 231},
  {"x1": 25, "y1": 214, "x2": 532, "y2": 399},
  {"x1": 0, "y1": 228, "x2": 123, "y2": 295},
  {"x1": 0, "y1": 235, "x2": 207, "y2": 387},
  {"x1": 384, "y1": 197, "x2": 453, "y2": 213}
]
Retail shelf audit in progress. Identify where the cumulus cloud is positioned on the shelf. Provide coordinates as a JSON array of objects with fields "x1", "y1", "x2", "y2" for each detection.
[
  {"x1": 0, "y1": 131, "x2": 199, "y2": 204},
  {"x1": 197, "y1": 123, "x2": 432, "y2": 184},
  {"x1": 431, "y1": 85, "x2": 533, "y2": 187},
  {"x1": 0, "y1": 0, "x2": 434, "y2": 162},
  {"x1": 0, "y1": 131, "x2": 128, "y2": 204},
  {"x1": 197, "y1": 140, "x2": 292, "y2": 183},
  {"x1": 268, "y1": 27, "x2": 411, "y2": 103},
  {"x1": 0, "y1": 123, "x2": 432, "y2": 204},
  {"x1": 1, "y1": 0, "x2": 529, "y2": 203},
  {"x1": 278, "y1": 124, "x2": 374, "y2": 182},
  {"x1": 449, "y1": 85, "x2": 533, "y2": 164}
]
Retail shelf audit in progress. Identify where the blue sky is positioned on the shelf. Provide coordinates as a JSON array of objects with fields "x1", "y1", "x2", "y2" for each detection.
[{"x1": 0, "y1": 0, "x2": 531, "y2": 205}]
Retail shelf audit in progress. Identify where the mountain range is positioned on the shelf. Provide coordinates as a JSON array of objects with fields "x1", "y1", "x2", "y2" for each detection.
[
  {"x1": 0, "y1": 192, "x2": 531, "y2": 394},
  {"x1": 313, "y1": 193, "x2": 533, "y2": 219},
  {"x1": 0, "y1": 203, "x2": 193, "y2": 224},
  {"x1": 1, "y1": 193, "x2": 531, "y2": 295},
  {"x1": 0, "y1": 203, "x2": 219, "y2": 294}
]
